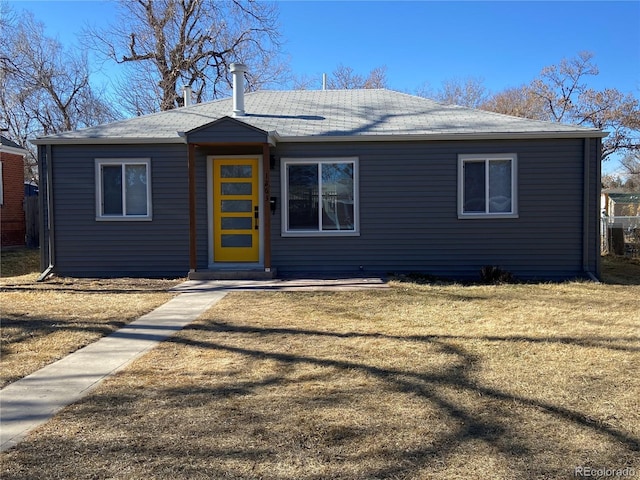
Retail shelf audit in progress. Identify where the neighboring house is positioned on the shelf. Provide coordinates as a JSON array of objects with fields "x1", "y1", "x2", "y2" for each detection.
[
  {"x1": 32, "y1": 64, "x2": 606, "y2": 281},
  {"x1": 24, "y1": 181, "x2": 39, "y2": 197},
  {"x1": 601, "y1": 191, "x2": 640, "y2": 217},
  {"x1": 0, "y1": 135, "x2": 27, "y2": 247}
]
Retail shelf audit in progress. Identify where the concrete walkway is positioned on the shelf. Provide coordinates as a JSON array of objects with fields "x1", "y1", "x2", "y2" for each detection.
[
  {"x1": 0, "y1": 277, "x2": 387, "y2": 452},
  {"x1": 172, "y1": 276, "x2": 388, "y2": 293},
  {"x1": 0, "y1": 289, "x2": 227, "y2": 452}
]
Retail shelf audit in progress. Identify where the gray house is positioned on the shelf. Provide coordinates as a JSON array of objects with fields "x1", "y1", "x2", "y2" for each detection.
[{"x1": 33, "y1": 65, "x2": 606, "y2": 281}]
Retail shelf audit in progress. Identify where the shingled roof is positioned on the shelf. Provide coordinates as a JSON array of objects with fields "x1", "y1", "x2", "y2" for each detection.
[
  {"x1": 32, "y1": 89, "x2": 605, "y2": 145},
  {"x1": 608, "y1": 193, "x2": 640, "y2": 204},
  {"x1": 0, "y1": 135, "x2": 27, "y2": 154}
]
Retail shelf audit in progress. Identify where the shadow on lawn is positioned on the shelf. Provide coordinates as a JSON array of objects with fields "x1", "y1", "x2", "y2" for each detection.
[
  {"x1": 1, "y1": 315, "x2": 127, "y2": 347},
  {"x1": 4, "y1": 320, "x2": 638, "y2": 480},
  {"x1": 207, "y1": 322, "x2": 640, "y2": 353},
  {"x1": 0, "y1": 284, "x2": 176, "y2": 294},
  {"x1": 0, "y1": 315, "x2": 128, "y2": 386},
  {"x1": 186, "y1": 322, "x2": 640, "y2": 448},
  {"x1": 90, "y1": 321, "x2": 636, "y2": 479}
]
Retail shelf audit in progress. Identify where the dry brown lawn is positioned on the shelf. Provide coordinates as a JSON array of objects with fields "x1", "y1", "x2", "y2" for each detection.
[
  {"x1": 1, "y1": 258, "x2": 638, "y2": 479},
  {"x1": 0, "y1": 249, "x2": 182, "y2": 387}
]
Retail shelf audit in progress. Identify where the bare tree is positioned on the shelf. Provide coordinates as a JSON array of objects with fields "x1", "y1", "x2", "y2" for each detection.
[
  {"x1": 619, "y1": 152, "x2": 640, "y2": 188},
  {"x1": 326, "y1": 65, "x2": 388, "y2": 90},
  {"x1": 621, "y1": 152, "x2": 640, "y2": 176},
  {"x1": 86, "y1": 0, "x2": 285, "y2": 114},
  {"x1": 417, "y1": 77, "x2": 489, "y2": 109},
  {"x1": 603, "y1": 151, "x2": 640, "y2": 190},
  {"x1": 0, "y1": 5, "x2": 119, "y2": 181},
  {"x1": 481, "y1": 52, "x2": 640, "y2": 161},
  {"x1": 480, "y1": 85, "x2": 548, "y2": 119},
  {"x1": 290, "y1": 73, "x2": 320, "y2": 90},
  {"x1": 575, "y1": 88, "x2": 640, "y2": 160},
  {"x1": 529, "y1": 51, "x2": 599, "y2": 123},
  {"x1": 289, "y1": 65, "x2": 388, "y2": 91}
]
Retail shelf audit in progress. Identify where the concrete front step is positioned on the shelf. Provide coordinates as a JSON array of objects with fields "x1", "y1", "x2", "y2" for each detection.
[{"x1": 188, "y1": 269, "x2": 277, "y2": 280}]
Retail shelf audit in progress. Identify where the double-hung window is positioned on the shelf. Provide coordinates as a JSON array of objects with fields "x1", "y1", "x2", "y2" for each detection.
[
  {"x1": 282, "y1": 157, "x2": 359, "y2": 236},
  {"x1": 458, "y1": 154, "x2": 518, "y2": 218},
  {"x1": 96, "y1": 158, "x2": 152, "y2": 220}
]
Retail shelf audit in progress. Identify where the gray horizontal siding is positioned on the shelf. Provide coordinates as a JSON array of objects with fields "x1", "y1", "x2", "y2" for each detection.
[
  {"x1": 195, "y1": 149, "x2": 210, "y2": 270},
  {"x1": 44, "y1": 135, "x2": 598, "y2": 281},
  {"x1": 270, "y1": 138, "x2": 595, "y2": 280},
  {"x1": 187, "y1": 117, "x2": 268, "y2": 144},
  {"x1": 50, "y1": 144, "x2": 190, "y2": 277}
]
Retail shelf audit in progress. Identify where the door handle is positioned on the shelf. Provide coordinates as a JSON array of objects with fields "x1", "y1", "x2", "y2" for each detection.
[{"x1": 254, "y1": 206, "x2": 259, "y2": 230}]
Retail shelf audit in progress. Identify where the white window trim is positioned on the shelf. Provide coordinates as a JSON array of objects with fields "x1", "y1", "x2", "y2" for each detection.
[
  {"x1": 95, "y1": 158, "x2": 152, "y2": 221},
  {"x1": 281, "y1": 157, "x2": 360, "y2": 237},
  {"x1": 458, "y1": 153, "x2": 518, "y2": 219}
]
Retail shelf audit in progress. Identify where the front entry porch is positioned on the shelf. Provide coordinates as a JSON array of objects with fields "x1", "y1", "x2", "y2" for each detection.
[
  {"x1": 185, "y1": 124, "x2": 274, "y2": 280},
  {"x1": 188, "y1": 268, "x2": 277, "y2": 280}
]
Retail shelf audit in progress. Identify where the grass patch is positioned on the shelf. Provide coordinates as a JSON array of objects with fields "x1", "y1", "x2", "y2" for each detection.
[
  {"x1": 1, "y1": 248, "x2": 40, "y2": 278},
  {"x1": 2, "y1": 277, "x2": 638, "y2": 478},
  {"x1": 0, "y1": 249, "x2": 182, "y2": 387},
  {"x1": 601, "y1": 255, "x2": 640, "y2": 285}
]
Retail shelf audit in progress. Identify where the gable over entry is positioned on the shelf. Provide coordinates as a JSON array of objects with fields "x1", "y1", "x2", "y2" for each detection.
[{"x1": 185, "y1": 117, "x2": 274, "y2": 279}]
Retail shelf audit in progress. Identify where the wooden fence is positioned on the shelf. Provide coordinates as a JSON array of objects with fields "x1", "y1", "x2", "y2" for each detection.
[{"x1": 24, "y1": 195, "x2": 39, "y2": 248}]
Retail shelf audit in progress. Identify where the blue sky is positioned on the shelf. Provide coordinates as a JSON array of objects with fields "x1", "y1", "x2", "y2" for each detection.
[
  {"x1": 279, "y1": 1, "x2": 640, "y2": 95},
  {"x1": 7, "y1": 0, "x2": 640, "y2": 173}
]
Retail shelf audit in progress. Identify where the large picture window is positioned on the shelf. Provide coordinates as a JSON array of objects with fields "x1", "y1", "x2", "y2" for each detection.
[
  {"x1": 458, "y1": 154, "x2": 518, "y2": 218},
  {"x1": 95, "y1": 158, "x2": 152, "y2": 220},
  {"x1": 282, "y1": 157, "x2": 359, "y2": 236}
]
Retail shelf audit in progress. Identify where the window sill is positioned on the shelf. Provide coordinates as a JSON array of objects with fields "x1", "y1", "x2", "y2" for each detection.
[
  {"x1": 281, "y1": 230, "x2": 360, "y2": 237},
  {"x1": 96, "y1": 216, "x2": 153, "y2": 222},
  {"x1": 458, "y1": 213, "x2": 519, "y2": 220}
]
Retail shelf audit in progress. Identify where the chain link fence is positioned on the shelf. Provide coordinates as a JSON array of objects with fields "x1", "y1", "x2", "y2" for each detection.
[{"x1": 601, "y1": 214, "x2": 640, "y2": 257}]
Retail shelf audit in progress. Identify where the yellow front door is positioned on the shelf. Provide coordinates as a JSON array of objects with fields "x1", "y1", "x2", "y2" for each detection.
[{"x1": 213, "y1": 158, "x2": 260, "y2": 263}]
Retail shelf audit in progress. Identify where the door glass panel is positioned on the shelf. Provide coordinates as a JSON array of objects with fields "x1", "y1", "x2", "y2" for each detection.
[
  {"x1": 221, "y1": 165, "x2": 252, "y2": 178},
  {"x1": 221, "y1": 234, "x2": 253, "y2": 247},
  {"x1": 222, "y1": 217, "x2": 253, "y2": 230},
  {"x1": 221, "y1": 200, "x2": 252, "y2": 212},
  {"x1": 221, "y1": 182, "x2": 252, "y2": 195}
]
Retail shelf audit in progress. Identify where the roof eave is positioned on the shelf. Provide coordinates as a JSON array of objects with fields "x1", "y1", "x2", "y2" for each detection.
[
  {"x1": 30, "y1": 129, "x2": 607, "y2": 146},
  {"x1": 274, "y1": 130, "x2": 608, "y2": 143},
  {"x1": 0, "y1": 145, "x2": 28, "y2": 156},
  {"x1": 30, "y1": 136, "x2": 187, "y2": 146}
]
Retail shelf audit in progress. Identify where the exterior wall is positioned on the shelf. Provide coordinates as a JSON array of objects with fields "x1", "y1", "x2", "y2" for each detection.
[
  {"x1": 46, "y1": 144, "x2": 190, "y2": 277},
  {"x1": 195, "y1": 148, "x2": 210, "y2": 270},
  {"x1": 270, "y1": 138, "x2": 599, "y2": 280},
  {"x1": 0, "y1": 151, "x2": 26, "y2": 246},
  {"x1": 39, "y1": 135, "x2": 601, "y2": 281}
]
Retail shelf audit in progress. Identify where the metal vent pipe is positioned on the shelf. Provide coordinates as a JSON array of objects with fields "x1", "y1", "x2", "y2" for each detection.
[{"x1": 229, "y1": 63, "x2": 247, "y2": 116}]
